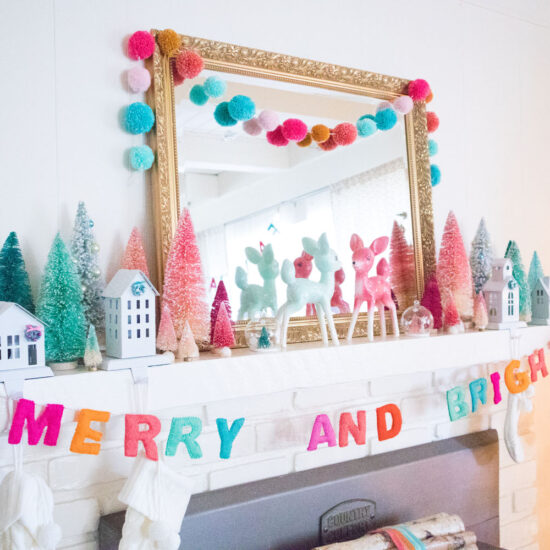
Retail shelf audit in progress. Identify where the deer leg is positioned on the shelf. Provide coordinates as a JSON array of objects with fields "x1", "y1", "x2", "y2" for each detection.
[
  {"x1": 367, "y1": 305, "x2": 375, "y2": 342},
  {"x1": 378, "y1": 305, "x2": 387, "y2": 338},
  {"x1": 323, "y1": 300, "x2": 340, "y2": 347},
  {"x1": 347, "y1": 305, "x2": 361, "y2": 343},
  {"x1": 281, "y1": 302, "x2": 302, "y2": 348},
  {"x1": 383, "y1": 296, "x2": 399, "y2": 337},
  {"x1": 316, "y1": 305, "x2": 328, "y2": 346}
]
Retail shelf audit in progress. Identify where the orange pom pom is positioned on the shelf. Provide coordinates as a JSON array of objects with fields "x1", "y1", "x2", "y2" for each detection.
[
  {"x1": 311, "y1": 124, "x2": 330, "y2": 143},
  {"x1": 157, "y1": 29, "x2": 182, "y2": 57},
  {"x1": 426, "y1": 90, "x2": 434, "y2": 103},
  {"x1": 297, "y1": 133, "x2": 312, "y2": 147}
]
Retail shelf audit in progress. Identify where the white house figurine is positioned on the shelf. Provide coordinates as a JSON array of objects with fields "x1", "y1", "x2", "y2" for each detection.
[
  {"x1": 0, "y1": 302, "x2": 53, "y2": 396},
  {"x1": 530, "y1": 276, "x2": 550, "y2": 325},
  {"x1": 101, "y1": 269, "x2": 172, "y2": 371},
  {"x1": 482, "y1": 258, "x2": 526, "y2": 330}
]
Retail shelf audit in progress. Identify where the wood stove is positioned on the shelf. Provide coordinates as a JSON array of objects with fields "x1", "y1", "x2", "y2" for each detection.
[{"x1": 99, "y1": 430, "x2": 504, "y2": 549}]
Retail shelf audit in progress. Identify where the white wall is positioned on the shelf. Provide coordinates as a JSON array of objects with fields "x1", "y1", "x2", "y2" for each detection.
[{"x1": 1, "y1": 0, "x2": 550, "y2": 294}]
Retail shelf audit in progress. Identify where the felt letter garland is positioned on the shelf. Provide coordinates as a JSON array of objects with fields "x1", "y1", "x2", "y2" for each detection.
[
  {"x1": 307, "y1": 414, "x2": 337, "y2": 451},
  {"x1": 216, "y1": 417, "x2": 245, "y2": 459},
  {"x1": 376, "y1": 404, "x2": 402, "y2": 441},
  {"x1": 338, "y1": 411, "x2": 366, "y2": 447},
  {"x1": 124, "y1": 414, "x2": 161, "y2": 461},
  {"x1": 490, "y1": 372, "x2": 502, "y2": 404},
  {"x1": 447, "y1": 387, "x2": 469, "y2": 421},
  {"x1": 8, "y1": 398, "x2": 64, "y2": 446},
  {"x1": 166, "y1": 417, "x2": 203, "y2": 458},
  {"x1": 528, "y1": 349, "x2": 548, "y2": 382},
  {"x1": 504, "y1": 360, "x2": 531, "y2": 394},
  {"x1": 70, "y1": 409, "x2": 110, "y2": 455},
  {"x1": 469, "y1": 378, "x2": 487, "y2": 413}
]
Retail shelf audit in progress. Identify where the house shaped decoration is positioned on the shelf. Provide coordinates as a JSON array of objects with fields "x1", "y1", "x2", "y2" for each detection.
[
  {"x1": 102, "y1": 269, "x2": 159, "y2": 360},
  {"x1": 482, "y1": 258, "x2": 525, "y2": 330},
  {"x1": 0, "y1": 302, "x2": 53, "y2": 395},
  {"x1": 530, "y1": 276, "x2": 550, "y2": 325}
]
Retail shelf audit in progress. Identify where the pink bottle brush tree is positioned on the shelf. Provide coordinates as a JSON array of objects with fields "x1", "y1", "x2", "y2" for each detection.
[
  {"x1": 156, "y1": 305, "x2": 177, "y2": 353},
  {"x1": 121, "y1": 227, "x2": 150, "y2": 278},
  {"x1": 437, "y1": 211, "x2": 473, "y2": 318},
  {"x1": 210, "y1": 280, "x2": 232, "y2": 344},
  {"x1": 421, "y1": 275, "x2": 443, "y2": 330},
  {"x1": 443, "y1": 292, "x2": 464, "y2": 334},
  {"x1": 177, "y1": 320, "x2": 199, "y2": 361},
  {"x1": 162, "y1": 209, "x2": 209, "y2": 343},
  {"x1": 212, "y1": 302, "x2": 234, "y2": 356},
  {"x1": 390, "y1": 221, "x2": 416, "y2": 310},
  {"x1": 473, "y1": 292, "x2": 488, "y2": 330}
]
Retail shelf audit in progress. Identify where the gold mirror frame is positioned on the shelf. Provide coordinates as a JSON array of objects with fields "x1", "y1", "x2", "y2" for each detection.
[{"x1": 145, "y1": 32, "x2": 436, "y2": 346}]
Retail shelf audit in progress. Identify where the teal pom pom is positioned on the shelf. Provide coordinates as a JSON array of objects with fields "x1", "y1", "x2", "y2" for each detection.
[
  {"x1": 428, "y1": 139, "x2": 439, "y2": 156},
  {"x1": 375, "y1": 108, "x2": 397, "y2": 131},
  {"x1": 129, "y1": 145, "x2": 155, "y2": 171},
  {"x1": 359, "y1": 114, "x2": 376, "y2": 122},
  {"x1": 204, "y1": 76, "x2": 226, "y2": 98},
  {"x1": 124, "y1": 102, "x2": 155, "y2": 135},
  {"x1": 357, "y1": 118, "x2": 377, "y2": 137},
  {"x1": 189, "y1": 85, "x2": 208, "y2": 106},
  {"x1": 214, "y1": 102, "x2": 237, "y2": 127},
  {"x1": 228, "y1": 95, "x2": 255, "y2": 121},
  {"x1": 430, "y1": 164, "x2": 441, "y2": 186}
]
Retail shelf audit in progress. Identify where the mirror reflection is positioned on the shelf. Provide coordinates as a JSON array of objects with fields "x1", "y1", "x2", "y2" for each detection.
[{"x1": 175, "y1": 72, "x2": 414, "y2": 321}]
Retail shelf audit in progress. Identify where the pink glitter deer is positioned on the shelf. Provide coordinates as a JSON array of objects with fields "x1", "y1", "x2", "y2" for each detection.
[
  {"x1": 346, "y1": 234, "x2": 399, "y2": 342},
  {"x1": 293, "y1": 251, "x2": 316, "y2": 316},
  {"x1": 331, "y1": 268, "x2": 350, "y2": 314}
]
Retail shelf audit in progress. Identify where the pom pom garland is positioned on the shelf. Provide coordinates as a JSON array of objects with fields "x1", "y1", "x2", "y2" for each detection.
[
  {"x1": 129, "y1": 145, "x2": 155, "y2": 171},
  {"x1": 408, "y1": 78, "x2": 431, "y2": 101},
  {"x1": 124, "y1": 102, "x2": 155, "y2": 134},
  {"x1": 357, "y1": 118, "x2": 377, "y2": 137},
  {"x1": 171, "y1": 60, "x2": 185, "y2": 86},
  {"x1": 428, "y1": 139, "x2": 438, "y2": 156},
  {"x1": 281, "y1": 118, "x2": 308, "y2": 141},
  {"x1": 189, "y1": 85, "x2": 208, "y2": 106},
  {"x1": 214, "y1": 102, "x2": 237, "y2": 126},
  {"x1": 127, "y1": 31, "x2": 155, "y2": 60},
  {"x1": 318, "y1": 135, "x2": 338, "y2": 151},
  {"x1": 375, "y1": 108, "x2": 398, "y2": 131},
  {"x1": 203, "y1": 76, "x2": 227, "y2": 98},
  {"x1": 333, "y1": 122, "x2": 357, "y2": 145},
  {"x1": 157, "y1": 29, "x2": 182, "y2": 57},
  {"x1": 127, "y1": 66, "x2": 151, "y2": 93},
  {"x1": 258, "y1": 110, "x2": 279, "y2": 131},
  {"x1": 243, "y1": 118, "x2": 263, "y2": 136},
  {"x1": 376, "y1": 101, "x2": 393, "y2": 113},
  {"x1": 297, "y1": 133, "x2": 313, "y2": 147},
  {"x1": 311, "y1": 124, "x2": 330, "y2": 143},
  {"x1": 266, "y1": 125, "x2": 289, "y2": 146},
  {"x1": 358, "y1": 114, "x2": 376, "y2": 122},
  {"x1": 430, "y1": 164, "x2": 441, "y2": 186},
  {"x1": 426, "y1": 90, "x2": 434, "y2": 103},
  {"x1": 175, "y1": 50, "x2": 204, "y2": 79},
  {"x1": 393, "y1": 95, "x2": 414, "y2": 114},
  {"x1": 426, "y1": 111, "x2": 439, "y2": 132},
  {"x1": 228, "y1": 95, "x2": 256, "y2": 121}
]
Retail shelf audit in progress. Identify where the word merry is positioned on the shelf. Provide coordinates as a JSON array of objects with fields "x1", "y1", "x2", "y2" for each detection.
[
  {"x1": 8, "y1": 399, "x2": 245, "y2": 461},
  {"x1": 307, "y1": 404, "x2": 402, "y2": 451},
  {"x1": 447, "y1": 348, "x2": 547, "y2": 421}
]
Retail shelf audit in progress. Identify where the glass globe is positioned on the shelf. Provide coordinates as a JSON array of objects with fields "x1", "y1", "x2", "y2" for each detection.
[
  {"x1": 400, "y1": 300, "x2": 434, "y2": 337},
  {"x1": 245, "y1": 314, "x2": 280, "y2": 352}
]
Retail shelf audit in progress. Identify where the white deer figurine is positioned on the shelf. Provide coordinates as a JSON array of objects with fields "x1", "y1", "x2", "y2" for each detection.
[
  {"x1": 278, "y1": 233, "x2": 341, "y2": 348},
  {"x1": 235, "y1": 244, "x2": 279, "y2": 320}
]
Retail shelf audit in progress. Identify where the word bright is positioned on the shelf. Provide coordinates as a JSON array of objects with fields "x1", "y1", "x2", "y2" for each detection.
[{"x1": 7, "y1": 399, "x2": 244, "y2": 462}]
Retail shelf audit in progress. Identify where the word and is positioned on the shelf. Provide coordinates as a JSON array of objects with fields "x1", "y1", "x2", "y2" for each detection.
[
  {"x1": 307, "y1": 404, "x2": 402, "y2": 451},
  {"x1": 7, "y1": 399, "x2": 245, "y2": 461}
]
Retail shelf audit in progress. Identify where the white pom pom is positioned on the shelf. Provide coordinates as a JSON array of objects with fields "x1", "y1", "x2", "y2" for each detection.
[
  {"x1": 37, "y1": 523, "x2": 62, "y2": 550},
  {"x1": 157, "y1": 532, "x2": 181, "y2": 550},
  {"x1": 149, "y1": 520, "x2": 172, "y2": 541}
]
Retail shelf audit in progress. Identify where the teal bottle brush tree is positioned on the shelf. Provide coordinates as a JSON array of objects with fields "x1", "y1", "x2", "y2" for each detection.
[{"x1": 37, "y1": 234, "x2": 87, "y2": 366}]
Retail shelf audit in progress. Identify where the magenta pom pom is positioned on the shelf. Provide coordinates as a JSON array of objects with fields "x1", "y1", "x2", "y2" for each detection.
[
  {"x1": 426, "y1": 111, "x2": 440, "y2": 133},
  {"x1": 127, "y1": 66, "x2": 151, "y2": 93},
  {"x1": 376, "y1": 101, "x2": 393, "y2": 113},
  {"x1": 258, "y1": 110, "x2": 279, "y2": 131},
  {"x1": 243, "y1": 118, "x2": 263, "y2": 136},
  {"x1": 281, "y1": 118, "x2": 308, "y2": 141},
  {"x1": 175, "y1": 50, "x2": 204, "y2": 79},
  {"x1": 408, "y1": 79, "x2": 431, "y2": 102},
  {"x1": 333, "y1": 123, "x2": 357, "y2": 146},
  {"x1": 266, "y1": 125, "x2": 289, "y2": 147},
  {"x1": 128, "y1": 31, "x2": 155, "y2": 60},
  {"x1": 393, "y1": 96, "x2": 414, "y2": 114}
]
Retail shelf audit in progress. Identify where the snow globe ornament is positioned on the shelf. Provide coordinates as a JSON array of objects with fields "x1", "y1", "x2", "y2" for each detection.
[
  {"x1": 400, "y1": 300, "x2": 434, "y2": 337},
  {"x1": 245, "y1": 313, "x2": 280, "y2": 352}
]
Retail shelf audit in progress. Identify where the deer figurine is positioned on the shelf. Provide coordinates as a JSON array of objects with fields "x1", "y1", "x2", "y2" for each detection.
[
  {"x1": 278, "y1": 233, "x2": 341, "y2": 347},
  {"x1": 346, "y1": 234, "x2": 399, "y2": 343},
  {"x1": 331, "y1": 268, "x2": 350, "y2": 314},
  {"x1": 293, "y1": 251, "x2": 316, "y2": 316},
  {"x1": 235, "y1": 244, "x2": 279, "y2": 320}
]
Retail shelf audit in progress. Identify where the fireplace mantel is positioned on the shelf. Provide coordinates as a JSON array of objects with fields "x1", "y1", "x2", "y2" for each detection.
[{"x1": 3, "y1": 326, "x2": 549, "y2": 414}]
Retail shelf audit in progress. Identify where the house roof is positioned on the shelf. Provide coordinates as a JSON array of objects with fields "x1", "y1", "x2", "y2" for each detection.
[
  {"x1": 484, "y1": 280, "x2": 511, "y2": 292},
  {"x1": 533, "y1": 276, "x2": 550, "y2": 296},
  {"x1": 102, "y1": 269, "x2": 159, "y2": 298},
  {"x1": 0, "y1": 302, "x2": 46, "y2": 326}
]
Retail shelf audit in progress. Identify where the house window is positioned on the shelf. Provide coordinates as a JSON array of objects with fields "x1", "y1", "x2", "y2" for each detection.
[
  {"x1": 146, "y1": 314, "x2": 149, "y2": 323},
  {"x1": 115, "y1": 329, "x2": 118, "y2": 339},
  {"x1": 146, "y1": 328, "x2": 150, "y2": 338},
  {"x1": 489, "y1": 307, "x2": 497, "y2": 317},
  {"x1": 0, "y1": 336, "x2": 2, "y2": 360},
  {"x1": 128, "y1": 315, "x2": 131, "y2": 324},
  {"x1": 116, "y1": 300, "x2": 119, "y2": 310},
  {"x1": 145, "y1": 299, "x2": 149, "y2": 309},
  {"x1": 508, "y1": 292, "x2": 514, "y2": 316},
  {"x1": 7, "y1": 335, "x2": 20, "y2": 360},
  {"x1": 109, "y1": 314, "x2": 112, "y2": 323},
  {"x1": 137, "y1": 315, "x2": 141, "y2": 324},
  {"x1": 115, "y1": 315, "x2": 118, "y2": 324},
  {"x1": 136, "y1": 300, "x2": 141, "y2": 309},
  {"x1": 137, "y1": 329, "x2": 141, "y2": 338},
  {"x1": 128, "y1": 330, "x2": 132, "y2": 339},
  {"x1": 128, "y1": 300, "x2": 131, "y2": 309},
  {"x1": 110, "y1": 299, "x2": 113, "y2": 309}
]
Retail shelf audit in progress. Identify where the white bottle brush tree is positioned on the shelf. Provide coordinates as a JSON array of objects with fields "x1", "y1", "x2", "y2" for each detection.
[{"x1": 71, "y1": 202, "x2": 104, "y2": 333}]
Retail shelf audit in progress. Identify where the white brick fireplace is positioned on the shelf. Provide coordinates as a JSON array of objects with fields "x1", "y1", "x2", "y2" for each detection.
[{"x1": 0, "y1": 327, "x2": 547, "y2": 550}]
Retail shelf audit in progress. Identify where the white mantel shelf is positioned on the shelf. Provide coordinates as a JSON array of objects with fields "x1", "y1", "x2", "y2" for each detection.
[{"x1": 2, "y1": 326, "x2": 549, "y2": 413}]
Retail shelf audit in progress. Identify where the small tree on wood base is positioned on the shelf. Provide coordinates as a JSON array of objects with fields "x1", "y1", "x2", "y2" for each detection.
[
  {"x1": 443, "y1": 292, "x2": 464, "y2": 334},
  {"x1": 473, "y1": 292, "x2": 488, "y2": 331},
  {"x1": 212, "y1": 302, "x2": 234, "y2": 357},
  {"x1": 177, "y1": 320, "x2": 199, "y2": 361},
  {"x1": 210, "y1": 280, "x2": 232, "y2": 344},
  {"x1": 157, "y1": 305, "x2": 177, "y2": 353},
  {"x1": 84, "y1": 324, "x2": 102, "y2": 370},
  {"x1": 420, "y1": 275, "x2": 443, "y2": 330},
  {"x1": 505, "y1": 240, "x2": 531, "y2": 321}
]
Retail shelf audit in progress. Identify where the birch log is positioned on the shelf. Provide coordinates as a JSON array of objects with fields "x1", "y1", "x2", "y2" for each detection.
[{"x1": 313, "y1": 513, "x2": 466, "y2": 550}]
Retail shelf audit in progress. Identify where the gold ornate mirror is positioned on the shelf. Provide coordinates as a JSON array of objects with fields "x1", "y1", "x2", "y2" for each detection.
[{"x1": 145, "y1": 32, "x2": 435, "y2": 346}]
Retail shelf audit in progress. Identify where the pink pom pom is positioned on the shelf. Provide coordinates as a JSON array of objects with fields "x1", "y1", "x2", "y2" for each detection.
[
  {"x1": 319, "y1": 135, "x2": 338, "y2": 151},
  {"x1": 376, "y1": 101, "x2": 393, "y2": 113},
  {"x1": 127, "y1": 66, "x2": 151, "y2": 93},
  {"x1": 408, "y1": 79, "x2": 431, "y2": 102},
  {"x1": 281, "y1": 118, "x2": 308, "y2": 141},
  {"x1": 393, "y1": 96, "x2": 414, "y2": 114},
  {"x1": 243, "y1": 118, "x2": 262, "y2": 136},
  {"x1": 175, "y1": 50, "x2": 204, "y2": 79},
  {"x1": 128, "y1": 31, "x2": 155, "y2": 60},
  {"x1": 266, "y1": 125, "x2": 289, "y2": 147},
  {"x1": 258, "y1": 110, "x2": 279, "y2": 131},
  {"x1": 333, "y1": 123, "x2": 357, "y2": 146},
  {"x1": 426, "y1": 111, "x2": 440, "y2": 133}
]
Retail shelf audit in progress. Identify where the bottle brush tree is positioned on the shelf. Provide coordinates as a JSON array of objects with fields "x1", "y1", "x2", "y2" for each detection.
[
  {"x1": 0, "y1": 231, "x2": 34, "y2": 312},
  {"x1": 210, "y1": 280, "x2": 232, "y2": 344},
  {"x1": 389, "y1": 221, "x2": 416, "y2": 309},
  {"x1": 528, "y1": 251, "x2": 544, "y2": 292},
  {"x1": 157, "y1": 305, "x2": 178, "y2": 352},
  {"x1": 443, "y1": 292, "x2": 463, "y2": 334},
  {"x1": 212, "y1": 302, "x2": 234, "y2": 356},
  {"x1": 121, "y1": 227, "x2": 150, "y2": 278},
  {"x1": 37, "y1": 234, "x2": 87, "y2": 363},
  {"x1": 505, "y1": 240, "x2": 531, "y2": 321},
  {"x1": 177, "y1": 320, "x2": 199, "y2": 361},
  {"x1": 420, "y1": 275, "x2": 443, "y2": 330},
  {"x1": 470, "y1": 218, "x2": 493, "y2": 294},
  {"x1": 473, "y1": 292, "x2": 488, "y2": 331},
  {"x1": 84, "y1": 324, "x2": 102, "y2": 370},
  {"x1": 257, "y1": 326, "x2": 271, "y2": 349}
]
